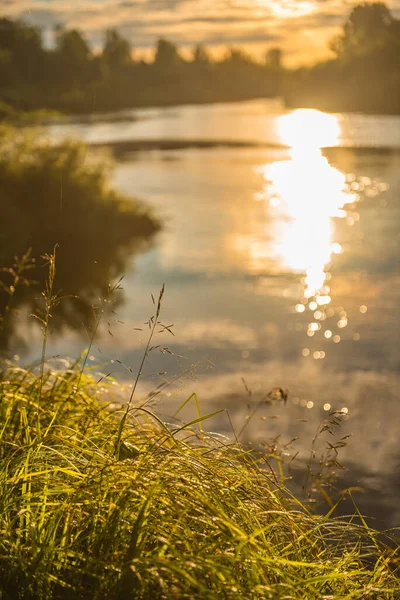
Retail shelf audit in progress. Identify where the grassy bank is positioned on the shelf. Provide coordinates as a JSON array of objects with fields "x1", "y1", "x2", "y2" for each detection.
[
  {"x1": 0, "y1": 102, "x2": 63, "y2": 125},
  {"x1": 0, "y1": 360, "x2": 399, "y2": 599},
  {"x1": 0, "y1": 127, "x2": 159, "y2": 350},
  {"x1": 0, "y1": 127, "x2": 159, "y2": 269}
]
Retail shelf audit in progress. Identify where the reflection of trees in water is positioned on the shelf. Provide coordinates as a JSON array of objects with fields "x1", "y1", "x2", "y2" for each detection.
[{"x1": 0, "y1": 132, "x2": 159, "y2": 351}]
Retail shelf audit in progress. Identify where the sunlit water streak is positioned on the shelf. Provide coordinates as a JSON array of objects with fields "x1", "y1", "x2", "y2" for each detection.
[{"x1": 255, "y1": 110, "x2": 358, "y2": 338}]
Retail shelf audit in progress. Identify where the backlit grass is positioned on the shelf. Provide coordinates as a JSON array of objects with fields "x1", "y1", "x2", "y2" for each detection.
[{"x1": 0, "y1": 362, "x2": 398, "y2": 599}]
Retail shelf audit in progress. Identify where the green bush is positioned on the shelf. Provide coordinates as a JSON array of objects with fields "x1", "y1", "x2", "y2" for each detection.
[{"x1": 0, "y1": 128, "x2": 159, "y2": 348}]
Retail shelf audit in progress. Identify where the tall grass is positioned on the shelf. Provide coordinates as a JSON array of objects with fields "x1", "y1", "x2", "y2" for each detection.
[{"x1": 0, "y1": 358, "x2": 398, "y2": 599}]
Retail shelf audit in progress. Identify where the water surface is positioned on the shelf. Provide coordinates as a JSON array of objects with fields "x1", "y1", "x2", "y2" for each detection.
[{"x1": 19, "y1": 101, "x2": 400, "y2": 529}]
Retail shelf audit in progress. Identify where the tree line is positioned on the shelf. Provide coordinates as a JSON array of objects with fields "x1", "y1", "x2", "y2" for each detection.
[
  {"x1": 286, "y1": 2, "x2": 400, "y2": 113},
  {"x1": 0, "y1": 2, "x2": 399, "y2": 115}
]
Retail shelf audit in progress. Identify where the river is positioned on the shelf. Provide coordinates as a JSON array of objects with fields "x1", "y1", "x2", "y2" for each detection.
[{"x1": 25, "y1": 100, "x2": 400, "y2": 529}]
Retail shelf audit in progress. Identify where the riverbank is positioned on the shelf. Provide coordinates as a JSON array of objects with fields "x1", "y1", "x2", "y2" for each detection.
[
  {"x1": 0, "y1": 361, "x2": 399, "y2": 599},
  {"x1": 0, "y1": 127, "x2": 160, "y2": 351},
  {"x1": 0, "y1": 102, "x2": 63, "y2": 125}
]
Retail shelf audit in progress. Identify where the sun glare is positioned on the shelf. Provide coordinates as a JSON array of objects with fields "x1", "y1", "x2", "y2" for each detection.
[
  {"x1": 277, "y1": 109, "x2": 340, "y2": 152},
  {"x1": 262, "y1": 1, "x2": 316, "y2": 19},
  {"x1": 258, "y1": 109, "x2": 355, "y2": 300}
]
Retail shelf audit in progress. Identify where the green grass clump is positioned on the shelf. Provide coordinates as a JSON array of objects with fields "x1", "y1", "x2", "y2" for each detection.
[
  {"x1": 0, "y1": 127, "x2": 159, "y2": 272},
  {"x1": 0, "y1": 128, "x2": 160, "y2": 349},
  {"x1": 0, "y1": 365, "x2": 398, "y2": 600},
  {"x1": 0, "y1": 102, "x2": 62, "y2": 124}
]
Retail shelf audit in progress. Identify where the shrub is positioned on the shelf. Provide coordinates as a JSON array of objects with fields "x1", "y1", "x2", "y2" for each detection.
[{"x1": 0, "y1": 128, "x2": 159, "y2": 348}]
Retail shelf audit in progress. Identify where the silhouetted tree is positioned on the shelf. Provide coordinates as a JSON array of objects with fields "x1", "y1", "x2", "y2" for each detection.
[
  {"x1": 284, "y1": 2, "x2": 400, "y2": 113},
  {"x1": 331, "y1": 2, "x2": 394, "y2": 59},
  {"x1": 53, "y1": 26, "x2": 92, "y2": 94},
  {"x1": 192, "y1": 44, "x2": 210, "y2": 65},
  {"x1": 150, "y1": 39, "x2": 186, "y2": 103},
  {"x1": 0, "y1": 18, "x2": 46, "y2": 109},
  {"x1": 266, "y1": 48, "x2": 283, "y2": 70},
  {"x1": 154, "y1": 39, "x2": 184, "y2": 76},
  {"x1": 102, "y1": 29, "x2": 132, "y2": 70},
  {"x1": 0, "y1": 18, "x2": 44, "y2": 83}
]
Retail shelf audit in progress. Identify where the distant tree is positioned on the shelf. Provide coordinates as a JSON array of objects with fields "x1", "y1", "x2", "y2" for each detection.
[
  {"x1": 154, "y1": 39, "x2": 184, "y2": 74},
  {"x1": 0, "y1": 47, "x2": 13, "y2": 87},
  {"x1": 192, "y1": 44, "x2": 211, "y2": 65},
  {"x1": 266, "y1": 47, "x2": 283, "y2": 70},
  {"x1": 54, "y1": 27, "x2": 92, "y2": 88},
  {"x1": 102, "y1": 29, "x2": 132, "y2": 71},
  {"x1": 224, "y1": 47, "x2": 253, "y2": 66},
  {"x1": 55, "y1": 26, "x2": 91, "y2": 64},
  {"x1": 0, "y1": 18, "x2": 44, "y2": 83},
  {"x1": 288, "y1": 2, "x2": 400, "y2": 113},
  {"x1": 95, "y1": 29, "x2": 134, "y2": 109},
  {"x1": 187, "y1": 44, "x2": 214, "y2": 102},
  {"x1": 331, "y1": 2, "x2": 394, "y2": 59},
  {"x1": 216, "y1": 48, "x2": 269, "y2": 101}
]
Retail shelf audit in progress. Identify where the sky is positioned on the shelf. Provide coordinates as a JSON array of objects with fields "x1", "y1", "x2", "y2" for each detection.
[{"x1": 1, "y1": 0, "x2": 400, "y2": 66}]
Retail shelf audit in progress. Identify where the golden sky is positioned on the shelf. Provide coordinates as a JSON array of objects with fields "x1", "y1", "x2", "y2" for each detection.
[{"x1": 2, "y1": 0, "x2": 400, "y2": 66}]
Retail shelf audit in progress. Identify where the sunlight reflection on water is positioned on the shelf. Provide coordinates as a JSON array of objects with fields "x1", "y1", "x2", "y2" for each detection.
[{"x1": 257, "y1": 109, "x2": 358, "y2": 318}]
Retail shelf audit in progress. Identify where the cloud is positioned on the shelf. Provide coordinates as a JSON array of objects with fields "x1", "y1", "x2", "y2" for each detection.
[
  {"x1": 17, "y1": 9, "x2": 61, "y2": 28},
  {"x1": 3, "y1": 0, "x2": 400, "y2": 65}
]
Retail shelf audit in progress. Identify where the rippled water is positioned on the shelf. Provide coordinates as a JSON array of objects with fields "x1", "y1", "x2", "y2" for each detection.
[{"x1": 25, "y1": 101, "x2": 400, "y2": 528}]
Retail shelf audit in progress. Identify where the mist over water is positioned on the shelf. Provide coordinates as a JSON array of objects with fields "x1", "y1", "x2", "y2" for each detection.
[{"x1": 16, "y1": 100, "x2": 400, "y2": 529}]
